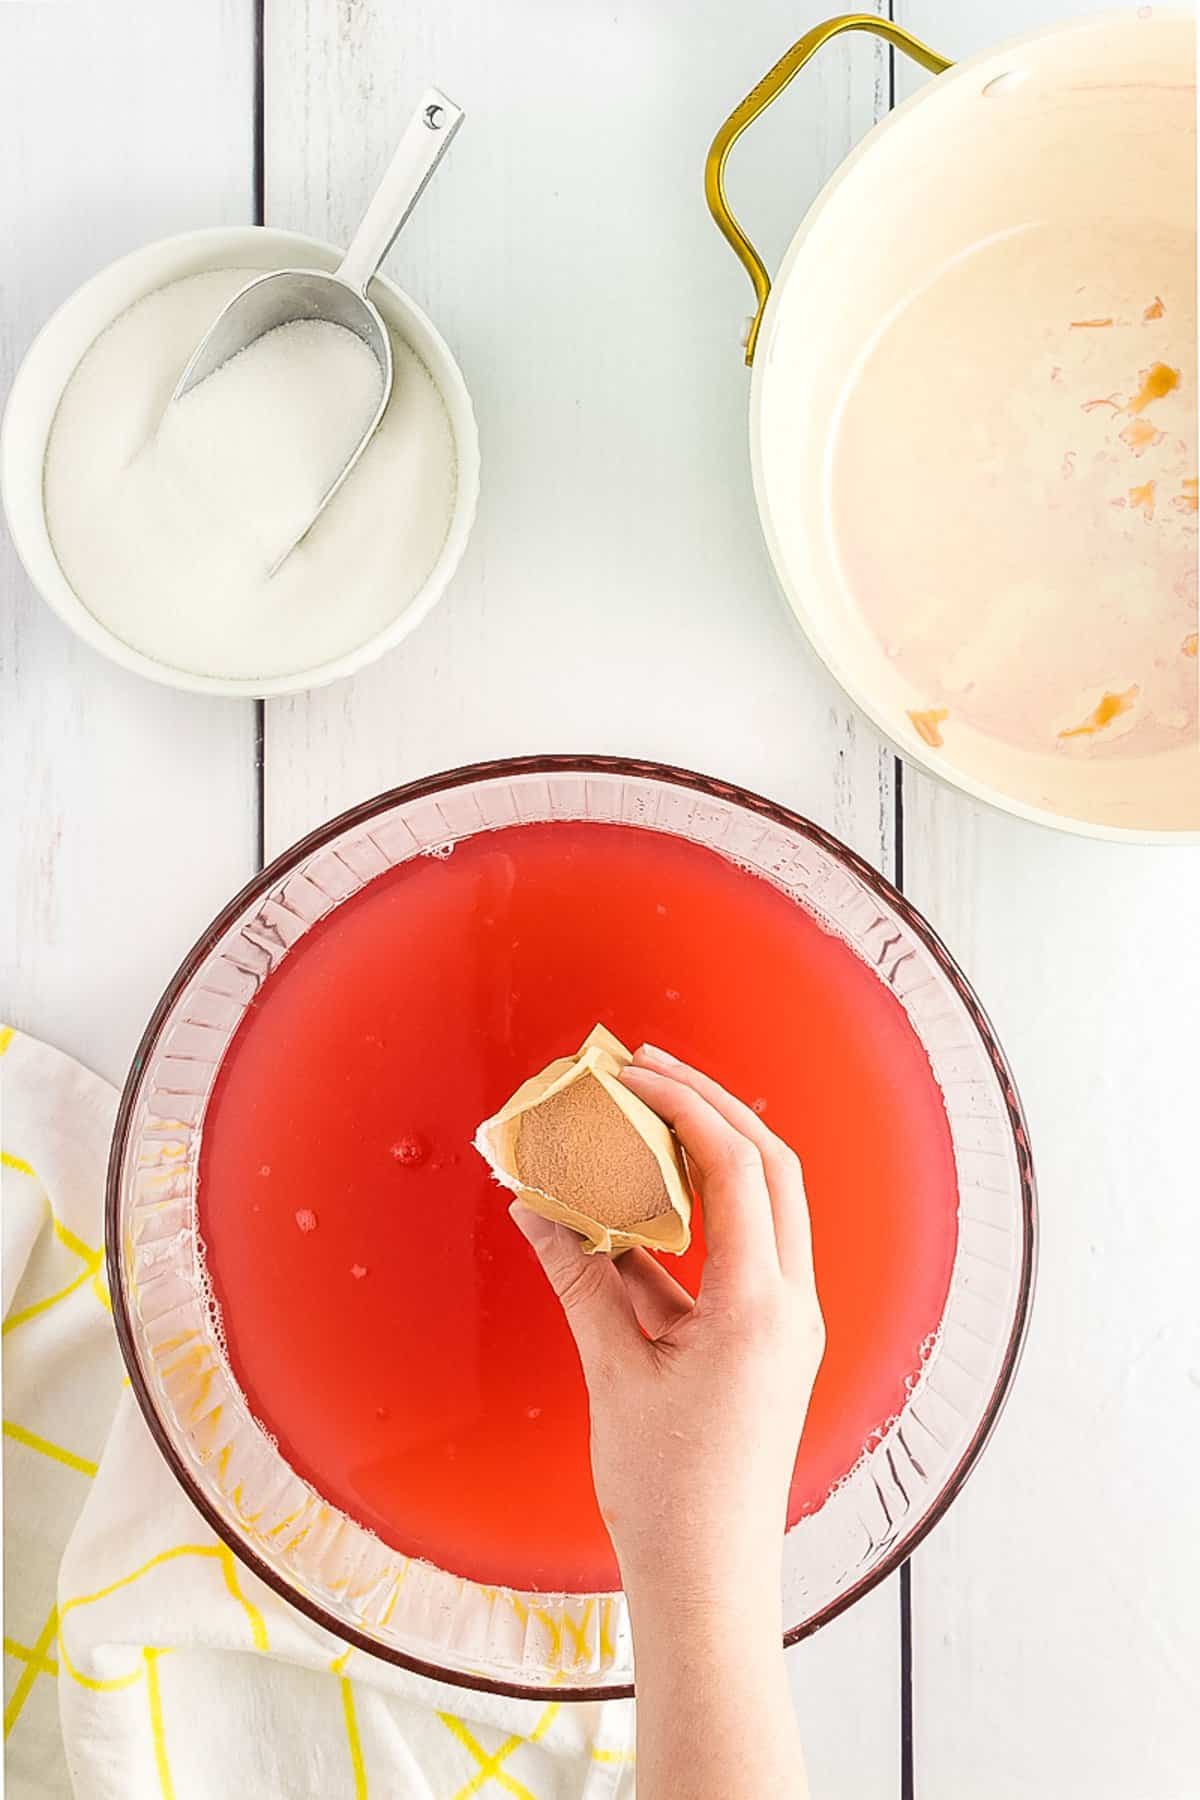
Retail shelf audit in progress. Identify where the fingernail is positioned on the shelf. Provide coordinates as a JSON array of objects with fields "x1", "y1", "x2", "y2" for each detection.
[
  {"x1": 619, "y1": 1064, "x2": 658, "y2": 1087},
  {"x1": 509, "y1": 1199, "x2": 557, "y2": 1247},
  {"x1": 635, "y1": 1043, "x2": 675, "y2": 1068}
]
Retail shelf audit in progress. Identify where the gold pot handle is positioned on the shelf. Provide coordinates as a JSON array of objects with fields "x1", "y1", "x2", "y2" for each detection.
[{"x1": 706, "y1": 12, "x2": 952, "y2": 365}]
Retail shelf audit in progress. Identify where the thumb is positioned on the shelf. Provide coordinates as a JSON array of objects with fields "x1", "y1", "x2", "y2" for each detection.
[{"x1": 509, "y1": 1202, "x2": 642, "y2": 1382}]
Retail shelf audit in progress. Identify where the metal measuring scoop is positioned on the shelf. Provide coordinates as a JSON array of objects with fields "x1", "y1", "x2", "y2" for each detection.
[{"x1": 169, "y1": 87, "x2": 464, "y2": 572}]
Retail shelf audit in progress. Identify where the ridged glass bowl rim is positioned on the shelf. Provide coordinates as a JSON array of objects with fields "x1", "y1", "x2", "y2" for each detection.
[{"x1": 106, "y1": 753, "x2": 1037, "y2": 1701}]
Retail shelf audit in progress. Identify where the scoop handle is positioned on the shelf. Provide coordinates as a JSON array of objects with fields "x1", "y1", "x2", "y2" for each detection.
[{"x1": 337, "y1": 87, "x2": 465, "y2": 294}]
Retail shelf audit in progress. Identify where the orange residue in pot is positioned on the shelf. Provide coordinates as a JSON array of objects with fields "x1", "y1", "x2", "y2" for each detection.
[
  {"x1": 1174, "y1": 476, "x2": 1198, "y2": 514},
  {"x1": 1120, "y1": 417, "x2": 1165, "y2": 454},
  {"x1": 1127, "y1": 361, "x2": 1181, "y2": 414},
  {"x1": 1058, "y1": 686, "x2": 1139, "y2": 740},
  {"x1": 829, "y1": 218, "x2": 1196, "y2": 761},
  {"x1": 1082, "y1": 392, "x2": 1122, "y2": 414},
  {"x1": 1183, "y1": 633, "x2": 1198, "y2": 659},
  {"x1": 908, "y1": 708, "x2": 948, "y2": 748}
]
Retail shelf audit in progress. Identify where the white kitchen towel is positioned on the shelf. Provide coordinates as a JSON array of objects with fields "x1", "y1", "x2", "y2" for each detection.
[{"x1": 2, "y1": 1028, "x2": 636, "y2": 1799}]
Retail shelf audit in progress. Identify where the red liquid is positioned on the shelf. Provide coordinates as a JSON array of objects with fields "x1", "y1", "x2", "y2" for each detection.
[{"x1": 199, "y1": 821, "x2": 958, "y2": 1593}]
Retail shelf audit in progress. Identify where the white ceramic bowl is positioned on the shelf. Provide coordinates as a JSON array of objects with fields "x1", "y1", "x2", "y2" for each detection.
[{"x1": 0, "y1": 226, "x2": 480, "y2": 697}]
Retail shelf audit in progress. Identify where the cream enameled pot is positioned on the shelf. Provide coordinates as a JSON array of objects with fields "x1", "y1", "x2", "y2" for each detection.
[{"x1": 708, "y1": 10, "x2": 1198, "y2": 843}]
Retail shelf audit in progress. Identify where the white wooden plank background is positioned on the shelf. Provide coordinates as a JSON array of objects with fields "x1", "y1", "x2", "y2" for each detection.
[
  {"x1": 894, "y1": 7, "x2": 1200, "y2": 1797},
  {"x1": 2, "y1": 1, "x2": 1197, "y2": 1795},
  {"x1": 260, "y1": 0, "x2": 898, "y2": 868},
  {"x1": 0, "y1": 0, "x2": 258, "y2": 1088}
]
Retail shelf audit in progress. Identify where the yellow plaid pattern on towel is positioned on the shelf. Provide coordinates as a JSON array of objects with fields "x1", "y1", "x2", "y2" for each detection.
[{"x1": 3, "y1": 1030, "x2": 636, "y2": 1797}]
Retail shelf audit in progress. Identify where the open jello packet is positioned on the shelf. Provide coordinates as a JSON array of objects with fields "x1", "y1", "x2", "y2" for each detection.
[{"x1": 473, "y1": 1024, "x2": 692, "y2": 1255}]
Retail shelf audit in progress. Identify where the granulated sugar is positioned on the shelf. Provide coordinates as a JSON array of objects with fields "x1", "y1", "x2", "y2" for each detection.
[
  {"x1": 43, "y1": 268, "x2": 458, "y2": 680},
  {"x1": 515, "y1": 1073, "x2": 672, "y2": 1229},
  {"x1": 154, "y1": 317, "x2": 383, "y2": 568}
]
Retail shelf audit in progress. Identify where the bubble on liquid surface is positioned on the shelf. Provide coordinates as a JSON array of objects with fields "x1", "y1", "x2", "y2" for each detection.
[
  {"x1": 198, "y1": 1276, "x2": 229, "y2": 1368},
  {"x1": 390, "y1": 1134, "x2": 427, "y2": 1168},
  {"x1": 295, "y1": 1208, "x2": 318, "y2": 1233}
]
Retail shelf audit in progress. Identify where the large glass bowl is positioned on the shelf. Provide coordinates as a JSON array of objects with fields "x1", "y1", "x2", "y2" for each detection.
[{"x1": 107, "y1": 756, "x2": 1035, "y2": 1699}]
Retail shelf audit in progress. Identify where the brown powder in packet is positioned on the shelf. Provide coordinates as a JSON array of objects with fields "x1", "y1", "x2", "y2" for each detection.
[{"x1": 473, "y1": 1025, "x2": 692, "y2": 1255}]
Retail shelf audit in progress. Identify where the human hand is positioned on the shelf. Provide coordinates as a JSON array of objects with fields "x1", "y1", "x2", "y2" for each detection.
[{"x1": 510, "y1": 1043, "x2": 825, "y2": 1618}]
